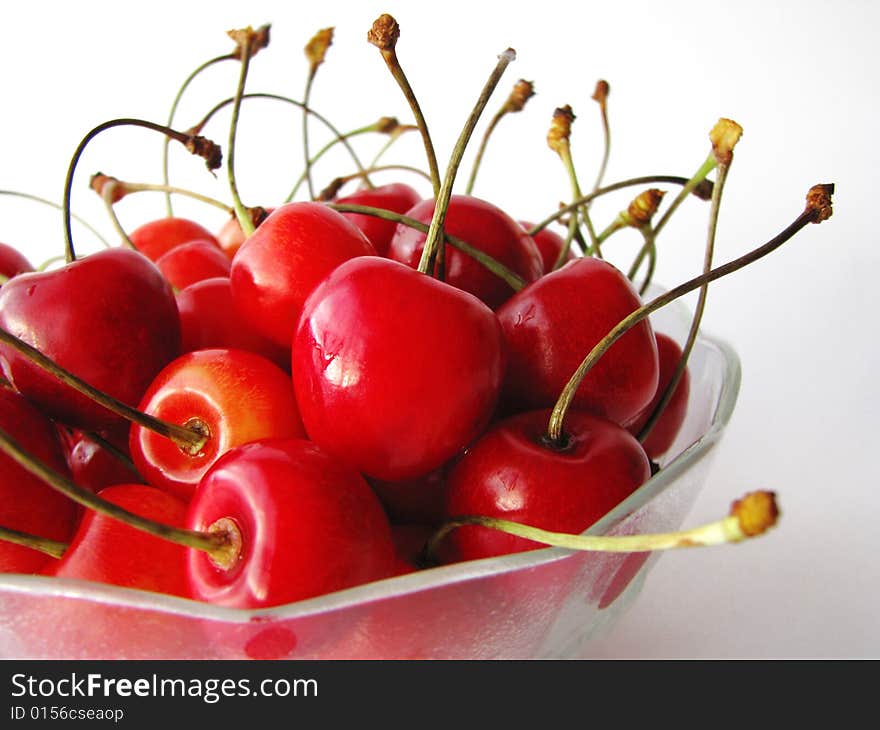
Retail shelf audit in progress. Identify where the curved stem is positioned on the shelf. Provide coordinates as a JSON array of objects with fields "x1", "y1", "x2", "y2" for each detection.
[
  {"x1": 163, "y1": 54, "x2": 235, "y2": 217},
  {"x1": 0, "y1": 190, "x2": 111, "y2": 249},
  {"x1": 544, "y1": 185, "x2": 833, "y2": 444},
  {"x1": 0, "y1": 327, "x2": 208, "y2": 453},
  {"x1": 100, "y1": 179, "x2": 233, "y2": 214},
  {"x1": 418, "y1": 49, "x2": 516, "y2": 275},
  {"x1": 0, "y1": 426, "x2": 225, "y2": 555}
]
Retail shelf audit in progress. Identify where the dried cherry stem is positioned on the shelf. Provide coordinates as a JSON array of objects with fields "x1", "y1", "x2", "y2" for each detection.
[
  {"x1": 417, "y1": 48, "x2": 517, "y2": 276},
  {"x1": 638, "y1": 120, "x2": 741, "y2": 442},
  {"x1": 63, "y1": 119, "x2": 222, "y2": 263},
  {"x1": 0, "y1": 328, "x2": 208, "y2": 454},
  {"x1": 544, "y1": 183, "x2": 834, "y2": 445},
  {"x1": 0, "y1": 524, "x2": 66, "y2": 559},
  {"x1": 0, "y1": 425, "x2": 228, "y2": 556},
  {"x1": 287, "y1": 117, "x2": 400, "y2": 201},
  {"x1": 368, "y1": 14, "x2": 441, "y2": 197},
  {"x1": 0, "y1": 190, "x2": 110, "y2": 249},
  {"x1": 527, "y1": 175, "x2": 711, "y2": 237},
  {"x1": 329, "y1": 202, "x2": 524, "y2": 290},
  {"x1": 190, "y1": 93, "x2": 371, "y2": 197},
  {"x1": 422, "y1": 490, "x2": 779, "y2": 566},
  {"x1": 302, "y1": 27, "x2": 335, "y2": 201},
  {"x1": 465, "y1": 79, "x2": 535, "y2": 195}
]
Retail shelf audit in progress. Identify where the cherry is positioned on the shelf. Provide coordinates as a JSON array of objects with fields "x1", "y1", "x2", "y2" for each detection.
[
  {"x1": 334, "y1": 182, "x2": 422, "y2": 256},
  {"x1": 130, "y1": 348, "x2": 306, "y2": 501},
  {"x1": 0, "y1": 247, "x2": 181, "y2": 431},
  {"x1": 155, "y1": 238, "x2": 231, "y2": 290},
  {"x1": 128, "y1": 216, "x2": 220, "y2": 262},
  {"x1": 626, "y1": 332, "x2": 691, "y2": 460},
  {"x1": 368, "y1": 464, "x2": 451, "y2": 526},
  {"x1": 387, "y1": 194, "x2": 543, "y2": 309},
  {"x1": 292, "y1": 255, "x2": 506, "y2": 482},
  {"x1": 43, "y1": 483, "x2": 191, "y2": 598},
  {"x1": 215, "y1": 207, "x2": 274, "y2": 261},
  {"x1": 0, "y1": 242, "x2": 33, "y2": 283},
  {"x1": 439, "y1": 408, "x2": 651, "y2": 562},
  {"x1": 229, "y1": 201, "x2": 377, "y2": 348},
  {"x1": 519, "y1": 221, "x2": 576, "y2": 273},
  {"x1": 185, "y1": 437, "x2": 398, "y2": 608},
  {"x1": 175, "y1": 276, "x2": 289, "y2": 369},
  {"x1": 496, "y1": 256, "x2": 659, "y2": 428},
  {"x1": 57, "y1": 426, "x2": 142, "y2": 494},
  {"x1": 0, "y1": 386, "x2": 78, "y2": 573}
]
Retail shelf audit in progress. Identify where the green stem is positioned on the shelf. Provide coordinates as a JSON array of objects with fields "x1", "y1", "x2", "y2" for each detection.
[
  {"x1": 0, "y1": 190, "x2": 111, "y2": 249},
  {"x1": 418, "y1": 49, "x2": 516, "y2": 275},
  {"x1": 0, "y1": 524, "x2": 67, "y2": 559},
  {"x1": 653, "y1": 154, "x2": 717, "y2": 237},
  {"x1": 465, "y1": 110, "x2": 504, "y2": 195},
  {"x1": 227, "y1": 37, "x2": 255, "y2": 237}
]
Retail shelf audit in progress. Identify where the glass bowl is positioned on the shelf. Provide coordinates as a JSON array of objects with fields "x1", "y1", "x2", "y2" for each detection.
[{"x1": 0, "y1": 292, "x2": 740, "y2": 659}]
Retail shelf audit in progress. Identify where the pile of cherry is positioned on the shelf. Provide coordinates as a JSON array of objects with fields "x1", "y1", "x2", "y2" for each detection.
[{"x1": 0, "y1": 17, "x2": 829, "y2": 613}]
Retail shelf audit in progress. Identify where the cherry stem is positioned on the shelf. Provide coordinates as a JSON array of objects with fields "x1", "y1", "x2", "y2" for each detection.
[
  {"x1": 79, "y1": 429, "x2": 143, "y2": 480},
  {"x1": 369, "y1": 16, "x2": 441, "y2": 197},
  {"x1": 636, "y1": 226, "x2": 658, "y2": 296},
  {"x1": 0, "y1": 425, "x2": 226, "y2": 555},
  {"x1": 591, "y1": 81, "x2": 611, "y2": 196},
  {"x1": 421, "y1": 490, "x2": 779, "y2": 566},
  {"x1": 328, "y1": 202, "x2": 525, "y2": 290},
  {"x1": 97, "y1": 179, "x2": 135, "y2": 249},
  {"x1": 227, "y1": 34, "x2": 256, "y2": 237},
  {"x1": 561, "y1": 146, "x2": 602, "y2": 260},
  {"x1": 0, "y1": 524, "x2": 66, "y2": 559},
  {"x1": 638, "y1": 161, "x2": 731, "y2": 444},
  {"x1": 163, "y1": 53, "x2": 236, "y2": 216},
  {"x1": 63, "y1": 118, "x2": 221, "y2": 263},
  {"x1": 527, "y1": 175, "x2": 711, "y2": 238},
  {"x1": 287, "y1": 120, "x2": 384, "y2": 202},
  {"x1": 190, "y1": 93, "x2": 371, "y2": 198},
  {"x1": 301, "y1": 69, "x2": 319, "y2": 200},
  {"x1": 417, "y1": 49, "x2": 517, "y2": 276},
  {"x1": 318, "y1": 164, "x2": 431, "y2": 200},
  {"x1": 0, "y1": 190, "x2": 110, "y2": 249},
  {"x1": 653, "y1": 154, "x2": 717, "y2": 238},
  {"x1": 465, "y1": 106, "x2": 511, "y2": 195},
  {"x1": 544, "y1": 183, "x2": 834, "y2": 445},
  {"x1": 366, "y1": 124, "x2": 419, "y2": 172},
  {"x1": 0, "y1": 327, "x2": 208, "y2": 454}
]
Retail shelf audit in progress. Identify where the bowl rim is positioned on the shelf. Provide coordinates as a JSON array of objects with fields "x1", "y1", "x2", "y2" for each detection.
[{"x1": 0, "y1": 322, "x2": 742, "y2": 625}]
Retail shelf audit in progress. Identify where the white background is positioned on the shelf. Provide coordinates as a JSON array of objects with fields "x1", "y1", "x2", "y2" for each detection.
[{"x1": 1, "y1": 1, "x2": 876, "y2": 658}]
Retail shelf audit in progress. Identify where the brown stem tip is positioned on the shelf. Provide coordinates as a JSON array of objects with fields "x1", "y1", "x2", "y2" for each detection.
[
  {"x1": 710, "y1": 117, "x2": 743, "y2": 165},
  {"x1": 806, "y1": 183, "x2": 835, "y2": 223},
  {"x1": 184, "y1": 135, "x2": 223, "y2": 172},
  {"x1": 305, "y1": 27, "x2": 334, "y2": 73},
  {"x1": 89, "y1": 172, "x2": 127, "y2": 203},
  {"x1": 503, "y1": 79, "x2": 535, "y2": 114},
  {"x1": 228, "y1": 24, "x2": 271, "y2": 60},
  {"x1": 591, "y1": 79, "x2": 610, "y2": 105},
  {"x1": 730, "y1": 491, "x2": 780, "y2": 537},
  {"x1": 368, "y1": 14, "x2": 400, "y2": 52},
  {"x1": 547, "y1": 104, "x2": 575, "y2": 155},
  {"x1": 376, "y1": 116, "x2": 402, "y2": 134},
  {"x1": 625, "y1": 188, "x2": 665, "y2": 227}
]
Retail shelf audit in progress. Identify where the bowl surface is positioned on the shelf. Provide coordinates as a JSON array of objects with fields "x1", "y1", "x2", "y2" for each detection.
[{"x1": 0, "y1": 291, "x2": 740, "y2": 659}]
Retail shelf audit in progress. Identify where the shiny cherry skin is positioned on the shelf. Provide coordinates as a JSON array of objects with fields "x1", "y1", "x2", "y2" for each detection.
[
  {"x1": 230, "y1": 201, "x2": 376, "y2": 348},
  {"x1": 334, "y1": 182, "x2": 422, "y2": 256},
  {"x1": 130, "y1": 348, "x2": 306, "y2": 501},
  {"x1": 175, "y1": 277, "x2": 289, "y2": 370},
  {"x1": 518, "y1": 221, "x2": 576, "y2": 274},
  {"x1": 441, "y1": 408, "x2": 651, "y2": 562},
  {"x1": 496, "y1": 256, "x2": 659, "y2": 428},
  {"x1": 186, "y1": 438, "x2": 398, "y2": 609},
  {"x1": 626, "y1": 332, "x2": 691, "y2": 460},
  {"x1": 0, "y1": 242, "x2": 33, "y2": 283},
  {"x1": 57, "y1": 426, "x2": 142, "y2": 494},
  {"x1": 128, "y1": 217, "x2": 220, "y2": 262},
  {"x1": 155, "y1": 239, "x2": 231, "y2": 290},
  {"x1": 292, "y1": 256, "x2": 506, "y2": 482},
  {"x1": 0, "y1": 386, "x2": 79, "y2": 573},
  {"x1": 43, "y1": 483, "x2": 191, "y2": 598},
  {"x1": 387, "y1": 195, "x2": 544, "y2": 309},
  {"x1": 0, "y1": 248, "x2": 181, "y2": 431}
]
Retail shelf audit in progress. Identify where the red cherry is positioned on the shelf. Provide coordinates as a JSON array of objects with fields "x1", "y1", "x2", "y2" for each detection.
[
  {"x1": 130, "y1": 348, "x2": 305, "y2": 501},
  {"x1": 335, "y1": 182, "x2": 422, "y2": 256},
  {"x1": 387, "y1": 195, "x2": 544, "y2": 309},
  {"x1": 292, "y1": 256, "x2": 506, "y2": 482},
  {"x1": 43, "y1": 483, "x2": 190, "y2": 598},
  {"x1": 518, "y1": 221, "x2": 575, "y2": 274},
  {"x1": 175, "y1": 277, "x2": 289, "y2": 369},
  {"x1": 495, "y1": 256, "x2": 659, "y2": 428},
  {"x1": 185, "y1": 438, "x2": 397, "y2": 608},
  {"x1": 230, "y1": 201, "x2": 376, "y2": 348},
  {"x1": 626, "y1": 332, "x2": 691, "y2": 460},
  {"x1": 441, "y1": 408, "x2": 651, "y2": 562},
  {"x1": 0, "y1": 386, "x2": 78, "y2": 573},
  {"x1": 215, "y1": 209, "x2": 275, "y2": 261},
  {"x1": 0, "y1": 248, "x2": 181, "y2": 431},
  {"x1": 0, "y1": 242, "x2": 33, "y2": 283},
  {"x1": 155, "y1": 239, "x2": 231, "y2": 290},
  {"x1": 128, "y1": 217, "x2": 220, "y2": 262},
  {"x1": 368, "y1": 464, "x2": 451, "y2": 526},
  {"x1": 57, "y1": 426, "x2": 142, "y2": 494},
  {"x1": 389, "y1": 523, "x2": 434, "y2": 573}
]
